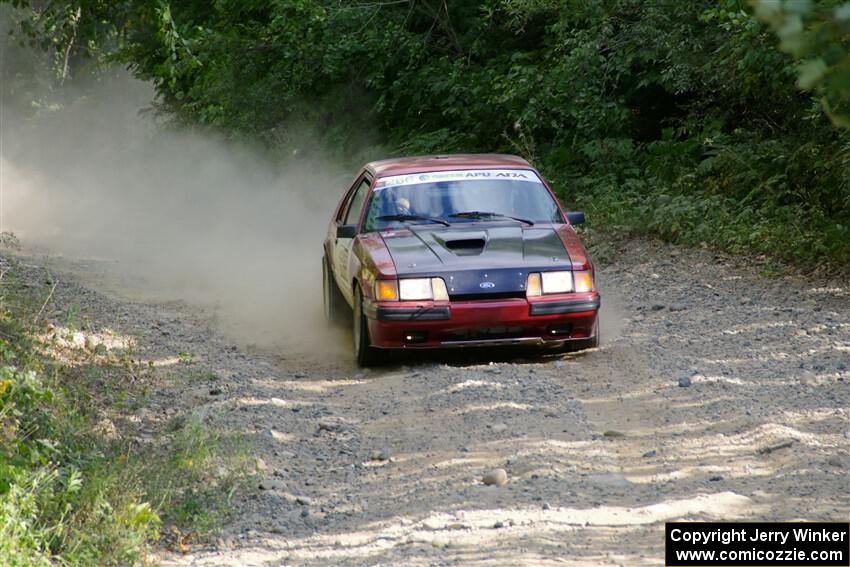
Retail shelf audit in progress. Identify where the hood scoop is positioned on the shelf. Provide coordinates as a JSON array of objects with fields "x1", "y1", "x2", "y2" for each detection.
[
  {"x1": 434, "y1": 231, "x2": 488, "y2": 256},
  {"x1": 446, "y1": 238, "x2": 486, "y2": 250},
  {"x1": 384, "y1": 225, "x2": 570, "y2": 277}
]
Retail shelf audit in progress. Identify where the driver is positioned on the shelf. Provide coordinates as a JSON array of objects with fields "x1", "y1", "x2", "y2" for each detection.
[{"x1": 395, "y1": 196, "x2": 413, "y2": 216}]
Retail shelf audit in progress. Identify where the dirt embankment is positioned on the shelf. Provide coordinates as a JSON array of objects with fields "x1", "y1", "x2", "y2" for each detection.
[{"x1": 17, "y1": 238, "x2": 850, "y2": 566}]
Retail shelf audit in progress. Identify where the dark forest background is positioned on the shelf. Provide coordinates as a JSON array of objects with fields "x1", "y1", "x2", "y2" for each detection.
[{"x1": 4, "y1": 0, "x2": 850, "y2": 267}]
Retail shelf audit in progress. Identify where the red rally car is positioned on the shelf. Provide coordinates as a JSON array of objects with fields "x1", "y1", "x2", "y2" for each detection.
[{"x1": 322, "y1": 154, "x2": 600, "y2": 366}]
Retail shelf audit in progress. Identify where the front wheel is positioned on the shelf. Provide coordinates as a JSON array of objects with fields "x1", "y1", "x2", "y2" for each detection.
[{"x1": 353, "y1": 286, "x2": 382, "y2": 366}]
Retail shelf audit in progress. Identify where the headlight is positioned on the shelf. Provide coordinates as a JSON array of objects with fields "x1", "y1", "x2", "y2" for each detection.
[
  {"x1": 399, "y1": 278, "x2": 432, "y2": 300},
  {"x1": 541, "y1": 271, "x2": 573, "y2": 294},
  {"x1": 378, "y1": 278, "x2": 449, "y2": 301},
  {"x1": 526, "y1": 270, "x2": 594, "y2": 297}
]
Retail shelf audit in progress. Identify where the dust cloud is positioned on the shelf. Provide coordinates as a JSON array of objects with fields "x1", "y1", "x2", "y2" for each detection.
[
  {"x1": 1, "y1": 75, "x2": 358, "y2": 355},
  {"x1": 1, "y1": 69, "x2": 618, "y2": 360},
  {"x1": 597, "y1": 291, "x2": 626, "y2": 345}
]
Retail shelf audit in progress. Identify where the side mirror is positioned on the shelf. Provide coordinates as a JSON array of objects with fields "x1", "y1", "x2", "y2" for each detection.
[
  {"x1": 566, "y1": 212, "x2": 585, "y2": 226},
  {"x1": 337, "y1": 224, "x2": 357, "y2": 239}
]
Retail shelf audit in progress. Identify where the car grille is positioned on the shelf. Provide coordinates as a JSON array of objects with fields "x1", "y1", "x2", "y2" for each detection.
[{"x1": 449, "y1": 292, "x2": 526, "y2": 302}]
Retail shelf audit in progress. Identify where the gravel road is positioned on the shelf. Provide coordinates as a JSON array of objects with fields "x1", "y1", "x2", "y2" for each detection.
[{"x1": 15, "y1": 238, "x2": 850, "y2": 566}]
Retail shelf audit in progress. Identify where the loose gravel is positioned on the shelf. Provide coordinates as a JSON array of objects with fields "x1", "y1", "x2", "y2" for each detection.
[{"x1": 10, "y1": 238, "x2": 849, "y2": 566}]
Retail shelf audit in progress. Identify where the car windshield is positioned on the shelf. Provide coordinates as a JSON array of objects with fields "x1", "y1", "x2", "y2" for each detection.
[{"x1": 363, "y1": 169, "x2": 563, "y2": 232}]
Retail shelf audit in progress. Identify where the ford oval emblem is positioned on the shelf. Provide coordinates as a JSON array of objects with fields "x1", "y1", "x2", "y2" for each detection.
[{"x1": 479, "y1": 281, "x2": 496, "y2": 289}]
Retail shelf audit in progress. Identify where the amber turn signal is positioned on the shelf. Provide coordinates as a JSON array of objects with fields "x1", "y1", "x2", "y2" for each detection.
[
  {"x1": 376, "y1": 280, "x2": 399, "y2": 301},
  {"x1": 573, "y1": 271, "x2": 594, "y2": 292},
  {"x1": 526, "y1": 273, "x2": 542, "y2": 297}
]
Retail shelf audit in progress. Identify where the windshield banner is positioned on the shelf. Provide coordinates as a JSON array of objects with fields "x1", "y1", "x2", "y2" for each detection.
[{"x1": 375, "y1": 169, "x2": 540, "y2": 189}]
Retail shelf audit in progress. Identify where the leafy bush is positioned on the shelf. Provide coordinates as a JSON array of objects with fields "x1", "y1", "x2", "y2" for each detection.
[
  {"x1": 0, "y1": 356, "x2": 161, "y2": 565},
  {"x1": 5, "y1": 0, "x2": 850, "y2": 269},
  {"x1": 0, "y1": 268, "x2": 251, "y2": 565}
]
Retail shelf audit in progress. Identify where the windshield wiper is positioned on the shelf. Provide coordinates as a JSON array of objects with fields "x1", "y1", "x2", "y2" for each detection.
[
  {"x1": 449, "y1": 211, "x2": 534, "y2": 226},
  {"x1": 378, "y1": 214, "x2": 450, "y2": 227}
]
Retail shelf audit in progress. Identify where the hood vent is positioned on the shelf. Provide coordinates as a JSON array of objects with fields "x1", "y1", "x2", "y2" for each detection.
[
  {"x1": 446, "y1": 238, "x2": 486, "y2": 250},
  {"x1": 434, "y1": 231, "x2": 488, "y2": 256},
  {"x1": 445, "y1": 238, "x2": 486, "y2": 256}
]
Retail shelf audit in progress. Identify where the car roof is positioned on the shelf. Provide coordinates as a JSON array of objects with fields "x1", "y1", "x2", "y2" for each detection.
[{"x1": 365, "y1": 154, "x2": 534, "y2": 177}]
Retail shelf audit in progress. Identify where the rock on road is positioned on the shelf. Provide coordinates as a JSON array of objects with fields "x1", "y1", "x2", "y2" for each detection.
[{"x1": 21, "y1": 238, "x2": 850, "y2": 566}]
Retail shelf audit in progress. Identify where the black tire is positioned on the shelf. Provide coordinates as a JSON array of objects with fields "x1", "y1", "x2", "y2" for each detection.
[
  {"x1": 558, "y1": 319, "x2": 600, "y2": 353},
  {"x1": 353, "y1": 286, "x2": 382, "y2": 366},
  {"x1": 323, "y1": 255, "x2": 347, "y2": 325}
]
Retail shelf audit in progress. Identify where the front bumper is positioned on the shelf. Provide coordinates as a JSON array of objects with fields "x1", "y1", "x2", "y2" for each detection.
[{"x1": 363, "y1": 292, "x2": 600, "y2": 349}]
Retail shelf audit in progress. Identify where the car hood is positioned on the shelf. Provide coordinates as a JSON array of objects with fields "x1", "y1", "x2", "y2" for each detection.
[{"x1": 380, "y1": 223, "x2": 572, "y2": 297}]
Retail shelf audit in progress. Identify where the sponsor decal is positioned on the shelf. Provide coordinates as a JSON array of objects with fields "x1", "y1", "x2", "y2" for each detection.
[
  {"x1": 375, "y1": 169, "x2": 540, "y2": 189},
  {"x1": 379, "y1": 229, "x2": 411, "y2": 238}
]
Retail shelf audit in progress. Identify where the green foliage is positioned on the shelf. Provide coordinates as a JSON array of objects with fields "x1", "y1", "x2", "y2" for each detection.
[
  {"x1": 0, "y1": 269, "x2": 252, "y2": 565},
  {"x1": 0, "y1": 294, "x2": 160, "y2": 565},
  {"x1": 147, "y1": 412, "x2": 250, "y2": 536},
  {"x1": 4, "y1": 0, "x2": 850, "y2": 268},
  {"x1": 752, "y1": 0, "x2": 850, "y2": 127}
]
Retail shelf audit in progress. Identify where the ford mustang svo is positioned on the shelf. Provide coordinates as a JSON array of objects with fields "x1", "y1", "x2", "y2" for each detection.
[{"x1": 322, "y1": 154, "x2": 600, "y2": 366}]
